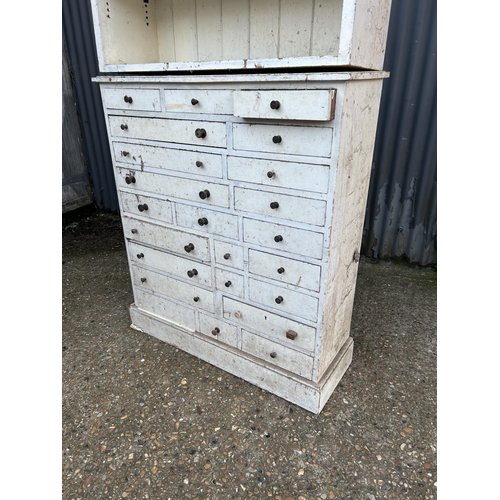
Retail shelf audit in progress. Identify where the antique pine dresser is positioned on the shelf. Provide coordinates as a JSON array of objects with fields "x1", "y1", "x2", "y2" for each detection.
[{"x1": 90, "y1": 0, "x2": 392, "y2": 413}]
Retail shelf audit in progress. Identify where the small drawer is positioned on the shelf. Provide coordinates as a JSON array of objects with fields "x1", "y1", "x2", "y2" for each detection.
[
  {"x1": 165, "y1": 89, "x2": 233, "y2": 115},
  {"x1": 108, "y1": 115, "x2": 227, "y2": 148},
  {"x1": 223, "y1": 297, "x2": 316, "y2": 352},
  {"x1": 113, "y1": 142, "x2": 223, "y2": 179},
  {"x1": 175, "y1": 204, "x2": 239, "y2": 240},
  {"x1": 248, "y1": 249, "x2": 321, "y2": 292},
  {"x1": 116, "y1": 168, "x2": 230, "y2": 208},
  {"x1": 243, "y1": 218, "x2": 324, "y2": 260},
  {"x1": 214, "y1": 240, "x2": 244, "y2": 270},
  {"x1": 227, "y1": 156, "x2": 330, "y2": 194},
  {"x1": 215, "y1": 268, "x2": 244, "y2": 298},
  {"x1": 248, "y1": 278, "x2": 319, "y2": 322},
  {"x1": 233, "y1": 90, "x2": 335, "y2": 121},
  {"x1": 132, "y1": 265, "x2": 214, "y2": 313},
  {"x1": 102, "y1": 88, "x2": 161, "y2": 112},
  {"x1": 135, "y1": 289, "x2": 196, "y2": 332},
  {"x1": 119, "y1": 191, "x2": 173, "y2": 224},
  {"x1": 122, "y1": 216, "x2": 211, "y2": 262},
  {"x1": 128, "y1": 242, "x2": 212, "y2": 287},
  {"x1": 234, "y1": 186, "x2": 327, "y2": 227},
  {"x1": 241, "y1": 330, "x2": 314, "y2": 379},
  {"x1": 232, "y1": 123, "x2": 333, "y2": 158},
  {"x1": 198, "y1": 313, "x2": 239, "y2": 348}
]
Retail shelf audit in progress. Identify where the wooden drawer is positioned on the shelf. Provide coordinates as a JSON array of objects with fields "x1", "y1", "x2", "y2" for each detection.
[
  {"x1": 222, "y1": 297, "x2": 316, "y2": 352},
  {"x1": 175, "y1": 203, "x2": 239, "y2": 240},
  {"x1": 233, "y1": 90, "x2": 335, "y2": 121},
  {"x1": 135, "y1": 289, "x2": 196, "y2": 332},
  {"x1": 215, "y1": 268, "x2": 244, "y2": 298},
  {"x1": 248, "y1": 249, "x2": 321, "y2": 292},
  {"x1": 108, "y1": 115, "x2": 227, "y2": 148},
  {"x1": 132, "y1": 265, "x2": 214, "y2": 313},
  {"x1": 248, "y1": 278, "x2": 319, "y2": 322},
  {"x1": 102, "y1": 88, "x2": 161, "y2": 112},
  {"x1": 122, "y1": 216, "x2": 211, "y2": 262},
  {"x1": 232, "y1": 123, "x2": 333, "y2": 157},
  {"x1": 227, "y1": 156, "x2": 330, "y2": 194},
  {"x1": 112, "y1": 142, "x2": 223, "y2": 179},
  {"x1": 119, "y1": 191, "x2": 173, "y2": 224},
  {"x1": 165, "y1": 89, "x2": 233, "y2": 115},
  {"x1": 198, "y1": 313, "x2": 239, "y2": 348},
  {"x1": 234, "y1": 186, "x2": 327, "y2": 227},
  {"x1": 241, "y1": 330, "x2": 314, "y2": 379},
  {"x1": 243, "y1": 218, "x2": 324, "y2": 260},
  {"x1": 128, "y1": 242, "x2": 212, "y2": 287},
  {"x1": 116, "y1": 168, "x2": 230, "y2": 208},
  {"x1": 214, "y1": 240, "x2": 244, "y2": 270}
]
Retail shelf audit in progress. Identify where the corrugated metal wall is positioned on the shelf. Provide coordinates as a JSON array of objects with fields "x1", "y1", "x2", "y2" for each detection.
[{"x1": 62, "y1": 0, "x2": 436, "y2": 266}]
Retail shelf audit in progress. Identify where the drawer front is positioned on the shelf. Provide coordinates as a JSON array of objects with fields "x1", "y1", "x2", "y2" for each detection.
[
  {"x1": 128, "y1": 241, "x2": 212, "y2": 287},
  {"x1": 222, "y1": 297, "x2": 316, "y2": 352},
  {"x1": 175, "y1": 204, "x2": 239, "y2": 239},
  {"x1": 214, "y1": 240, "x2": 244, "y2": 270},
  {"x1": 227, "y1": 156, "x2": 330, "y2": 194},
  {"x1": 165, "y1": 89, "x2": 233, "y2": 115},
  {"x1": 132, "y1": 265, "x2": 214, "y2": 313},
  {"x1": 241, "y1": 330, "x2": 314, "y2": 379},
  {"x1": 102, "y1": 88, "x2": 161, "y2": 112},
  {"x1": 243, "y1": 218, "x2": 324, "y2": 260},
  {"x1": 108, "y1": 115, "x2": 227, "y2": 148},
  {"x1": 135, "y1": 289, "x2": 196, "y2": 331},
  {"x1": 215, "y1": 268, "x2": 244, "y2": 298},
  {"x1": 248, "y1": 278, "x2": 319, "y2": 322},
  {"x1": 248, "y1": 249, "x2": 321, "y2": 292},
  {"x1": 198, "y1": 313, "x2": 239, "y2": 348},
  {"x1": 232, "y1": 123, "x2": 333, "y2": 157},
  {"x1": 119, "y1": 191, "x2": 173, "y2": 224},
  {"x1": 116, "y1": 168, "x2": 230, "y2": 208},
  {"x1": 122, "y1": 216, "x2": 211, "y2": 262},
  {"x1": 233, "y1": 90, "x2": 335, "y2": 121},
  {"x1": 234, "y1": 186, "x2": 327, "y2": 227},
  {"x1": 113, "y1": 142, "x2": 223, "y2": 179}
]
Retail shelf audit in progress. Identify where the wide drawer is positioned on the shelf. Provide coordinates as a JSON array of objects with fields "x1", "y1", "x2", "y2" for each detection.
[
  {"x1": 241, "y1": 330, "x2": 314, "y2": 380},
  {"x1": 232, "y1": 123, "x2": 333, "y2": 157},
  {"x1": 233, "y1": 90, "x2": 336, "y2": 121},
  {"x1": 102, "y1": 88, "x2": 161, "y2": 112},
  {"x1": 248, "y1": 249, "x2": 321, "y2": 292},
  {"x1": 122, "y1": 216, "x2": 211, "y2": 262},
  {"x1": 234, "y1": 186, "x2": 327, "y2": 226},
  {"x1": 113, "y1": 142, "x2": 223, "y2": 178},
  {"x1": 198, "y1": 313, "x2": 238, "y2": 348},
  {"x1": 165, "y1": 89, "x2": 233, "y2": 115},
  {"x1": 243, "y1": 218, "x2": 324, "y2": 260},
  {"x1": 108, "y1": 116, "x2": 227, "y2": 148},
  {"x1": 119, "y1": 191, "x2": 173, "y2": 224},
  {"x1": 222, "y1": 297, "x2": 316, "y2": 352},
  {"x1": 116, "y1": 168, "x2": 230, "y2": 208},
  {"x1": 131, "y1": 265, "x2": 214, "y2": 313},
  {"x1": 227, "y1": 156, "x2": 330, "y2": 194},
  {"x1": 128, "y1": 241, "x2": 212, "y2": 287}
]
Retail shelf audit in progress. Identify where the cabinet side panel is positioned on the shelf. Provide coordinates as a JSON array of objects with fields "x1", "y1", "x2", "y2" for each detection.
[{"x1": 318, "y1": 79, "x2": 384, "y2": 379}]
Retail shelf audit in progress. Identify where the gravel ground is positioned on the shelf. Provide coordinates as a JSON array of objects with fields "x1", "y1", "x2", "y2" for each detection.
[{"x1": 62, "y1": 210, "x2": 437, "y2": 500}]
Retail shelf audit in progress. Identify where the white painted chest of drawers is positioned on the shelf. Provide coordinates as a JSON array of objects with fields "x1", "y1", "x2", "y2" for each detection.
[{"x1": 94, "y1": 71, "x2": 388, "y2": 413}]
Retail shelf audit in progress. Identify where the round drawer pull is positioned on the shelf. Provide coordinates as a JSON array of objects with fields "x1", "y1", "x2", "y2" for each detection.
[
  {"x1": 198, "y1": 217, "x2": 208, "y2": 226},
  {"x1": 275, "y1": 296, "x2": 284, "y2": 304},
  {"x1": 138, "y1": 203, "x2": 148, "y2": 212},
  {"x1": 211, "y1": 327, "x2": 220, "y2": 336},
  {"x1": 187, "y1": 269, "x2": 198, "y2": 278},
  {"x1": 184, "y1": 243, "x2": 195, "y2": 253},
  {"x1": 191, "y1": 98, "x2": 199, "y2": 105},
  {"x1": 120, "y1": 123, "x2": 128, "y2": 130},
  {"x1": 270, "y1": 100, "x2": 280, "y2": 110},
  {"x1": 195, "y1": 128, "x2": 207, "y2": 139},
  {"x1": 193, "y1": 296, "x2": 200, "y2": 302},
  {"x1": 234, "y1": 311, "x2": 242, "y2": 319},
  {"x1": 277, "y1": 267, "x2": 285, "y2": 274},
  {"x1": 225, "y1": 281, "x2": 232, "y2": 288},
  {"x1": 270, "y1": 201, "x2": 279, "y2": 209},
  {"x1": 270, "y1": 352, "x2": 277, "y2": 359},
  {"x1": 122, "y1": 151, "x2": 129, "y2": 157},
  {"x1": 131, "y1": 228, "x2": 138, "y2": 234},
  {"x1": 123, "y1": 95, "x2": 133, "y2": 103},
  {"x1": 196, "y1": 160, "x2": 204, "y2": 168},
  {"x1": 223, "y1": 253, "x2": 231, "y2": 260},
  {"x1": 274, "y1": 235, "x2": 283, "y2": 242},
  {"x1": 199, "y1": 189, "x2": 211, "y2": 200},
  {"x1": 125, "y1": 174, "x2": 136, "y2": 184},
  {"x1": 137, "y1": 253, "x2": 144, "y2": 259},
  {"x1": 272, "y1": 135, "x2": 282, "y2": 144},
  {"x1": 267, "y1": 171, "x2": 276, "y2": 179},
  {"x1": 140, "y1": 277, "x2": 147, "y2": 283}
]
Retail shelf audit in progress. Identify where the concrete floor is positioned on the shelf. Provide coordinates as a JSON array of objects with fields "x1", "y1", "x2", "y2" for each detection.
[{"x1": 62, "y1": 211, "x2": 437, "y2": 500}]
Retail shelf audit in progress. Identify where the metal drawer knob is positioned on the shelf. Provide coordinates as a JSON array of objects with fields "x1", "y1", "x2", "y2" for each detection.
[
  {"x1": 138, "y1": 203, "x2": 148, "y2": 212},
  {"x1": 193, "y1": 296, "x2": 200, "y2": 302},
  {"x1": 274, "y1": 235, "x2": 283, "y2": 242},
  {"x1": 199, "y1": 189, "x2": 211, "y2": 200},
  {"x1": 270, "y1": 201, "x2": 279, "y2": 209},
  {"x1": 187, "y1": 269, "x2": 198, "y2": 278},
  {"x1": 275, "y1": 296, "x2": 284, "y2": 304},
  {"x1": 225, "y1": 281, "x2": 232, "y2": 288},
  {"x1": 270, "y1": 100, "x2": 280, "y2": 110},
  {"x1": 196, "y1": 160, "x2": 203, "y2": 168},
  {"x1": 198, "y1": 217, "x2": 208, "y2": 226},
  {"x1": 120, "y1": 124, "x2": 128, "y2": 130},
  {"x1": 270, "y1": 352, "x2": 277, "y2": 359},
  {"x1": 195, "y1": 128, "x2": 207, "y2": 139},
  {"x1": 123, "y1": 95, "x2": 133, "y2": 103},
  {"x1": 125, "y1": 174, "x2": 136, "y2": 184},
  {"x1": 223, "y1": 253, "x2": 231, "y2": 260},
  {"x1": 211, "y1": 328, "x2": 220, "y2": 336},
  {"x1": 191, "y1": 98, "x2": 199, "y2": 105},
  {"x1": 277, "y1": 267, "x2": 285, "y2": 274},
  {"x1": 137, "y1": 253, "x2": 144, "y2": 259},
  {"x1": 272, "y1": 135, "x2": 282, "y2": 144},
  {"x1": 184, "y1": 243, "x2": 195, "y2": 253},
  {"x1": 267, "y1": 171, "x2": 276, "y2": 179}
]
